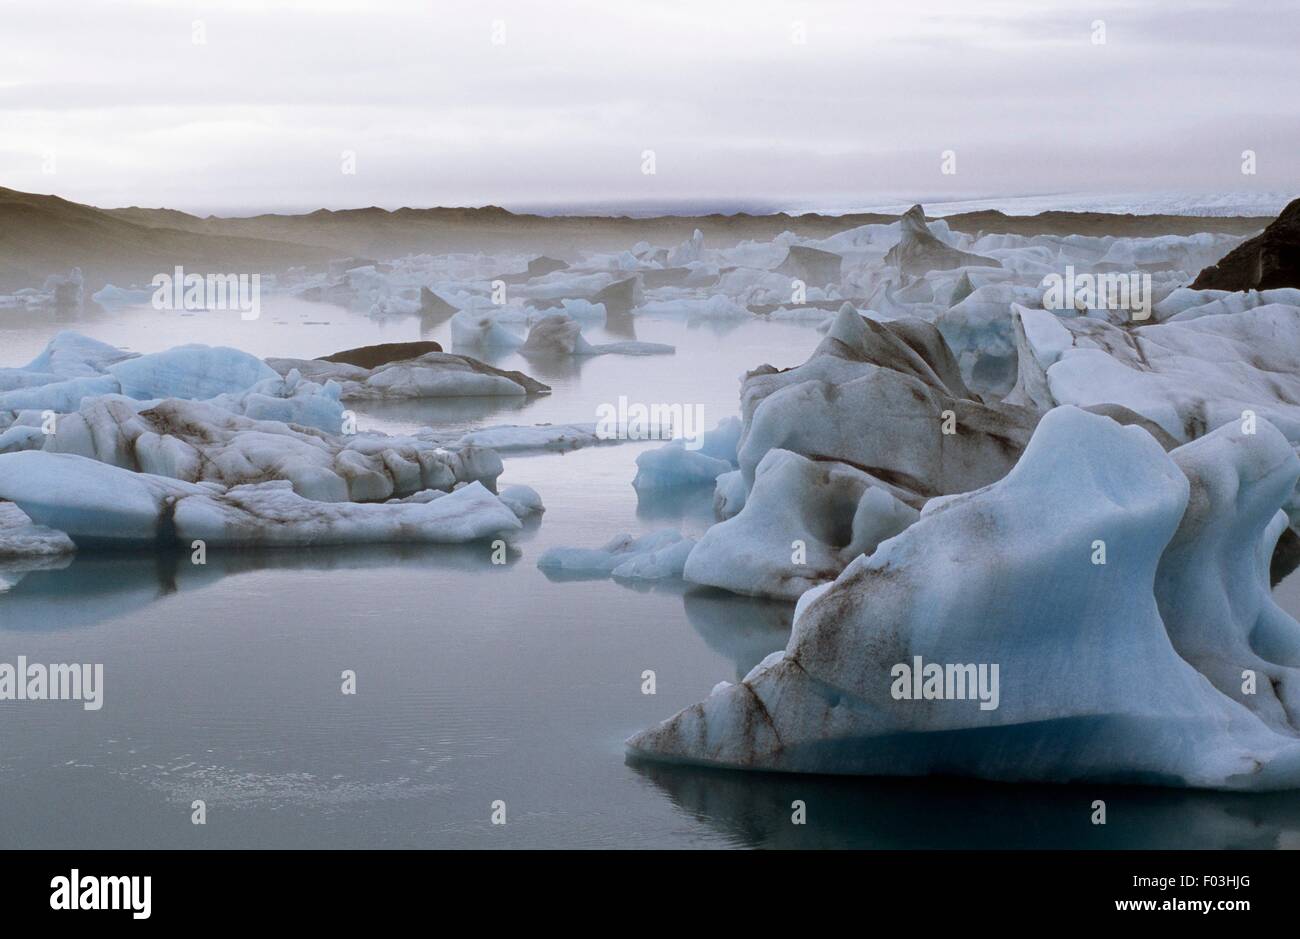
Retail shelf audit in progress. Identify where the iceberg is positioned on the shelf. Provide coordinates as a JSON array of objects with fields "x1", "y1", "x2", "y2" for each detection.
[
  {"x1": 538, "y1": 529, "x2": 695, "y2": 581},
  {"x1": 683, "y1": 448, "x2": 919, "y2": 601},
  {"x1": 266, "y1": 352, "x2": 549, "y2": 400},
  {"x1": 519, "y1": 313, "x2": 673, "y2": 356},
  {"x1": 449, "y1": 308, "x2": 526, "y2": 350},
  {"x1": 885, "y1": 205, "x2": 1001, "y2": 276},
  {"x1": 37, "y1": 395, "x2": 502, "y2": 502},
  {"x1": 632, "y1": 417, "x2": 742, "y2": 490},
  {"x1": 0, "y1": 502, "x2": 77, "y2": 559},
  {"x1": 629, "y1": 408, "x2": 1300, "y2": 790},
  {"x1": 1010, "y1": 303, "x2": 1300, "y2": 444},
  {"x1": 0, "y1": 452, "x2": 522, "y2": 549},
  {"x1": 108, "y1": 345, "x2": 280, "y2": 400}
]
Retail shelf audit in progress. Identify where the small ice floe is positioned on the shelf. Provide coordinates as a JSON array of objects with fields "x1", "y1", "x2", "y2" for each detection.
[{"x1": 537, "y1": 529, "x2": 695, "y2": 582}]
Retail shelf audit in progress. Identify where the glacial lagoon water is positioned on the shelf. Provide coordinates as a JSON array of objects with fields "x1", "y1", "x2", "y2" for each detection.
[{"x1": 4, "y1": 298, "x2": 1300, "y2": 849}]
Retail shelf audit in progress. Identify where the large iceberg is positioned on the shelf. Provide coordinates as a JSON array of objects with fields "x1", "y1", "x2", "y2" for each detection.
[{"x1": 629, "y1": 408, "x2": 1300, "y2": 790}]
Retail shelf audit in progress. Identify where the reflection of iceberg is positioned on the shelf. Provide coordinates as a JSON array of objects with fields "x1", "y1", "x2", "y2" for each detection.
[
  {"x1": 634, "y1": 481, "x2": 717, "y2": 526},
  {"x1": 0, "y1": 541, "x2": 513, "y2": 633},
  {"x1": 628, "y1": 760, "x2": 1300, "y2": 849},
  {"x1": 681, "y1": 588, "x2": 792, "y2": 680}
]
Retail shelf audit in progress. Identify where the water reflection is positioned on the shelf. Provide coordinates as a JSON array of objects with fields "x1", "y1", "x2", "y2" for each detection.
[
  {"x1": 681, "y1": 588, "x2": 792, "y2": 679},
  {"x1": 633, "y1": 482, "x2": 718, "y2": 528},
  {"x1": 351, "y1": 395, "x2": 533, "y2": 436},
  {"x1": 0, "y1": 541, "x2": 515, "y2": 633},
  {"x1": 629, "y1": 759, "x2": 1300, "y2": 849}
]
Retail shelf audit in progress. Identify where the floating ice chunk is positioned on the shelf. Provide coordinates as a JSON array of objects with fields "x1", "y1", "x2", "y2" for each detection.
[
  {"x1": 683, "y1": 449, "x2": 919, "y2": 600},
  {"x1": 632, "y1": 417, "x2": 742, "y2": 490},
  {"x1": 497, "y1": 484, "x2": 544, "y2": 518},
  {"x1": 885, "y1": 205, "x2": 1001, "y2": 275},
  {"x1": 1153, "y1": 287, "x2": 1231, "y2": 320},
  {"x1": 634, "y1": 295, "x2": 749, "y2": 319},
  {"x1": 0, "y1": 450, "x2": 210, "y2": 546},
  {"x1": 450, "y1": 308, "x2": 526, "y2": 350},
  {"x1": 537, "y1": 529, "x2": 694, "y2": 580},
  {"x1": 667, "y1": 229, "x2": 704, "y2": 267},
  {"x1": 934, "y1": 283, "x2": 1047, "y2": 396},
  {"x1": 0, "y1": 424, "x2": 46, "y2": 454},
  {"x1": 0, "y1": 452, "x2": 521, "y2": 549},
  {"x1": 775, "y1": 245, "x2": 843, "y2": 287},
  {"x1": 1012, "y1": 303, "x2": 1300, "y2": 443},
  {"x1": 108, "y1": 344, "x2": 280, "y2": 400},
  {"x1": 1166, "y1": 288, "x2": 1300, "y2": 323},
  {"x1": 519, "y1": 313, "x2": 673, "y2": 356},
  {"x1": 41, "y1": 269, "x2": 84, "y2": 309},
  {"x1": 0, "y1": 375, "x2": 120, "y2": 412},
  {"x1": 0, "y1": 502, "x2": 76, "y2": 558},
  {"x1": 266, "y1": 353, "x2": 548, "y2": 399},
  {"x1": 610, "y1": 536, "x2": 696, "y2": 580},
  {"x1": 629, "y1": 408, "x2": 1300, "y2": 789},
  {"x1": 92, "y1": 284, "x2": 153, "y2": 307},
  {"x1": 0, "y1": 333, "x2": 309, "y2": 413},
  {"x1": 176, "y1": 479, "x2": 521, "y2": 547},
  {"x1": 1155, "y1": 419, "x2": 1300, "y2": 733},
  {"x1": 451, "y1": 423, "x2": 609, "y2": 453},
  {"x1": 42, "y1": 396, "x2": 501, "y2": 502},
  {"x1": 556, "y1": 298, "x2": 607, "y2": 322},
  {"x1": 739, "y1": 359, "x2": 1033, "y2": 497},
  {"x1": 712, "y1": 469, "x2": 747, "y2": 519},
  {"x1": 22, "y1": 332, "x2": 137, "y2": 377}
]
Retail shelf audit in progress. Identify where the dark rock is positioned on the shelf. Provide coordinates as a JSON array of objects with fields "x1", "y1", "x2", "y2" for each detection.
[
  {"x1": 318, "y1": 341, "x2": 443, "y2": 369},
  {"x1": 1192, "y1": 197, "x2": 1300, "y2": 290}
]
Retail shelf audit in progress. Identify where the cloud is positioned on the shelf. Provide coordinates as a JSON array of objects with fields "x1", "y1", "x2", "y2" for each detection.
[{"x1": 1, "y1": 0, "x2": 1294, "y2": 212}]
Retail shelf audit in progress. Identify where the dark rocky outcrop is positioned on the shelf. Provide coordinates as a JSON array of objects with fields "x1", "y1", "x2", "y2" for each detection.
[
  {"x1": 1192, "y1": 197, "x2": 1300, "y2": 290},
  {"x1": 318, "y1": 341, "x2": 443, "y2": 369}
]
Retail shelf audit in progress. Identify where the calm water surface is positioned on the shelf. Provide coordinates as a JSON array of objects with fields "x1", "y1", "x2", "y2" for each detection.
[{"x1": 3, "y1": 299, "x2": 1300, "y2": 848}]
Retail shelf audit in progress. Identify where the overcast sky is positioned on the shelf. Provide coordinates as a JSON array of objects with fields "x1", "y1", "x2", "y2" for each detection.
[{"x1": 2, "y1": 0, "x2": 1296, "y2": 215}]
